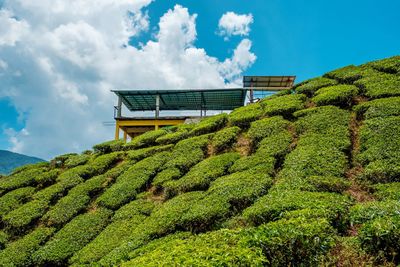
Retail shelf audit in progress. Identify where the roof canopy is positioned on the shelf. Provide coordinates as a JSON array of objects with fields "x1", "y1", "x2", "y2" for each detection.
[
  {"x1": 112, "y1": 88, "x2": 246, "y2": 111},
  {"x1": 243, "y1": 76, "x2": 296, "y2": 90}
]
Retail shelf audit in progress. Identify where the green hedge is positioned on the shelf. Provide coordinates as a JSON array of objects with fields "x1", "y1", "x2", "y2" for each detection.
[
  {"x1": 64, "y1": 154, "x2": 90, "y2": 168},
  {"x1": 257, "y1": 130, "x2": 293, "y2": 158},
  {"x1": 323, "y1": 65, "x2": 375, "y2": 84},
  {"x1": 372, "y1": 182, "x2": 400, "y2": 200},
  {"x1": 112, "y1": 199, "x2": 155, "y2": 221},
  {"x1": 124, "y1": 129, "x2": 167, "y2": 150},
  {"x1": 312, "y1": 84, "x2": 359, "y2": 107},
  {"x1": 228, "y1": 103, "x2": 264, "y2": 128},
  {"x1": 229, "y1": 154, "x2": 275, "y2": 174},
  {"x1": 33, "y1": 208, "x2": 112, "y2": 265},
  {"x1": 349, "y1": 200, "x2": 400, "y2": 225},
  {"x1": 3, "y1": 200, "x2": 48, "y2": 229},
  {"x1": 211, "y1": 126, "x2": 241, "y2": 153},
  {"x1": 297, "y1": 132, "x2": 351, "y2": 152},
  {"x1": 126, "y1": 144, "x2": 173, "y2": 162},
  {"x1": 260, "y1": 94, "x2": 306, "y2": 117},
  {"x1": 93, "y1": 139, "x2": 125, "y2": 154},
  {"x1": 0, "y1": 186, "x2": 35, "y2": 217},
  {"x1": 354, "y1": 96, "x2": 400, "y2": 119},
  {"x1": 152, "y1": 167, "x2": 181, "y2": 187},
  {"x1": 164, "y1": 153, "x2": 240, "y2": 195},
  {"x1": 0, "y1": 230, "x2": 8, "y2": 249},
  {"x1": 155, "y1": 130, "x2": 188, "y2": 145},
  {"x1": 308, "y1": 176, "x2": 351, "y2": 193},
  {"x1": 189, "y1": 113, "x2": 228, "y2": 136},
  {"x1": 294, "y1": 77, "x2": 338, "y2": 96},
  {"x1": 365, "y1": 55, "x2": 400, "y2": 74},
  {"x1": 247, "y1": 116, "x2": 290, "y2": 144},
  {"x1": 0, "y1": 227, "x2": 55, "y2": 267},
  {"x1": 355, "y1": 72, "x2": 400, "y2": 99},
  {"x1": 0, "y1": 167, "x2": 48, "y2": 192}
]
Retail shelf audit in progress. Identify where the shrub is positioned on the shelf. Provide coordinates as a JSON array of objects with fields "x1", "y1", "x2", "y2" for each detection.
[
  {"x1": 372, "y1": 182, "x2": 400, "y2": 200},
  {"x1": 308, "y1": 176, "x2": 351, "y2": 193},
  {"x1": 228, "y1": 103, "x2": 264, "y2": 128},
  {"x1": 229, "y1": 154, "x2": 275, "y2": 174},
  {"x1": 243, "y1": 217, "x2": 335, "y2": 266},
  {"x1": 0, "y1": 227, "x2": 55, "y2": 267},
  {"x1": 93, "y1": 139, "x2": 125, "y2": 154},
  {"x1": 164, "y1": 153, "x2": 240, "y2": 195},
  {"x1": 323, "y1": 65, "x2": 375, "y2": 84},
  {"x1": 247, "y1": 116, "x2": 290, "y2": 144},
  {"x1": 211, "y1": 126, "x2": 241, "y2": 153},
  {"x1": 152, "y1": 167, "x2": 181, "y2": 187},
  {"x1": 349, "y1": 200, "x2": 400, "y2": 225},
  {"x1": 359, "y1": 215, "x2": 400, "y2": 263},
  {"x1": 33, "y1": 208, "x2": 112, "y2": 265},
  {"x1": 0, "y1": 186, "x2": 35, "y2": 217},
  {"x1": 155, "y1": 130, "x2": 188, "y2": 145},
  {"x1": 10, "y1": 162, "x2": 49, "y2": 175},
  {"x1": 354, "y1": 96, "x2": 400, "y2": 119},
  {"x1": 297, "y1": 132, "x2": 351, "y2": 152},
  {"x1": 112, "y1": 199, "x2": 155, "y2": 221},
  {"x1": 64, "y1": 154, "x2": 90, "y2": 168},
  {"x1": 260, "y1": 94, "x2": 306, "y2": 117},
  {"x1": 33, "y1": 174, "x2": 83, "y2": 203},
  {"x1": 189, "y1": 113, "x2": 228, "y2": 136},
  {"x1": 126, "y1": 144, "x2": 173, "y2": 162},
  {"x1": 0, "y1": 167, "x2": 48, "y2": 192},
  {"x1": 365, "y1": 55, "x2": 400, "y2": 74},
  {"x1": 0, "y1": 230, "x2": 8, "y2": 249},
  {"x1": 355, "y1": 72, "x2": 400, "y2": 99},
  {"x1": 257, "y1": 130, "x2": 293, "y2": 158},
  {"x1": 124, "y1": 129, "x2": 167, "y2": 150},
  {"x1": 3, "y1": 200, "x2": 48, "y2": 229},
  {"x1": 312, "y1": 84, "x2": 359, "y2": 107},
  {"x1": 294, "y1": 77, "x2": 338, "y2": 96}
]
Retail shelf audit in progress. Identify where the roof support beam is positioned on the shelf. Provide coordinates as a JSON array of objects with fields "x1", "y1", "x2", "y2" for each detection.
[{"x1": 155, "y1": 94, "x2": 160, "y2": 119}]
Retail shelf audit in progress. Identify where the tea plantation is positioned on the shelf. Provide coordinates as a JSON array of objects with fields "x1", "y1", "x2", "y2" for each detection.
[{"x1": 0, "y1": 56, "x2": 399, "y2": 266}]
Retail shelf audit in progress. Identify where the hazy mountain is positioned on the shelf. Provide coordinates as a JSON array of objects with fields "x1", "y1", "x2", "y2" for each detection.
[{"x1": 0, "y1": 150, "x2": 45, "y2": 175}]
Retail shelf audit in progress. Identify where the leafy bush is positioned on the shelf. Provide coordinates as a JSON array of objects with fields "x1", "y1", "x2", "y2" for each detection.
[
  {"x1": 372, "y1": 182, "x2": 400, "y2": 200},
  {"x1": 152, "y1": 167, "x2": 181, "y2": 187},
  {"x1": 260, "y1": 94, "x2": 306, "y2": 117},
  {"x1": 0, "y1": 227, "x2": 55, "y2": 267},
  {"x1": 312, "y1": 84, "x2": 359, "y2": 106},
  {"x1": 0, "y1": 167, "x2": 48, "y2": 192},
  {"x1": 0, "y1": 186, "x2": 35, "y2": 217},
  {"x1": 189, "y1": 113, "x2": 228, "y2": 136},
  {"x1": 365, "y1": 55, "x2": 400, "y2": 74},
  {"x1": 355, "y1": 72, "x2": 400, "y2": 98},
  {"x1": 3, "y1": 200, "x2": 48, "y2": 229},
  {"x1": 112, "y1": 199, "x2": 155, "y2": 221},
  {"x1": 297, "y1": 132, "x2": 351, "y2": 152},
  {"x1": 349, "y1": 200, "x2": 400, "y2": 225},
  {"x1": 126, "y1": 144, "x2": 173, "y2": 162},
  {"x1": 247, "y1": 116, "x2": 290, "y2": 144},
  {"x1": 155, "y1": 130, "x2": 188, "y2": 145},
  {"x1": 294, "y1": 77, "x2": 338, "y2": 96},
  {"x1": 164, "y1": 153, "x2": 240, "y2": 195},
  {"x1": 211, "y1": 126, "x2": 241, "y2": 153},
  {"x1": 229, "y1": 154, "x2": 275, "y2": 174},
  {"x1": 228, "y1": 103, "x2": 264, "y2": 128},
  {"x1": 33, "y1": 208, "x2": 112, "y2": 265},
  {"x1": 308, "y1": 176, "x2": 351, "y2": 193},
  {"x1": 323, "y1": 65, "x2": 375, "y2": 84},
  {"x1": 257, "y1": 130, "x2": 293, "y2": 158},
  {"x1": 33, "y1": 174, "x2": 83, "y2": 203},
  {"x1": 243, "y1": 217, "x2": 335, "y2": 266},
  {"x1": 64, "y1": 154, "x2": 90, "y2": 168},
  {"x1": 354, "y1": 96, "x2": 400, "y2": 119},
  {"x1": 93, "y1": 139, "x2": 125, "y2": 154},
  {"x1": 124, "y1": 129, "x2": 167, "y2": 150}
]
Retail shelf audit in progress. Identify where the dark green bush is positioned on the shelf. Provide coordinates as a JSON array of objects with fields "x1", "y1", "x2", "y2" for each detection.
[
  {"x1": 112, "y1": 199, "x2": 155, "y2": 221},
  {"x1": 10, "y1": 162, "x2": 49, "y2": 175},
  {"x1": 124, "y1": 129, "x2": 167, "y2": 150},
  {"x1": 126, "y1": 144, "x2": 173, "y2": 162},
  {"x1": 257, "y1": 130, "x2": 293, "y2": 157},
  {"x1": 372, "y1": 182, "x2": 400, "y2": 200},
  {"x1": 0, "y1": 227, "x2": 55, "y2": 267},
  {"x1": 260, "y1": 94, "x2": 306, "y2": 117},
  {"x1": 243, "y1": 217, "x2": 335, "y2": 266},
  {"x1": 211, "y1": 126, "x2": 241, "y2": 153},
  {"x1": 33, "y1": 174, "x2": 83, "y2": 203},
  {"x1": 64, "y1": 154, "x2": 90, "y2": 168},
  {"x1": 0, "y1": 167, "x2": 48, "y2": 192},
  {"x1": 247, "y1": 116, "x2": 290, "y2": 144},
  {"x1": 0, "y1": 230, "x2": 8, "y2": 249},
  {"x1": 3, "y1": 200, "x2": 48, "y2": 229},
  {"x1": 294, "y1": 77, "x2": 338, "y2": 96},
  {"x1": 355, "y1": 72, "x2": 400, "y2": 98},
  {"x1": 354, "y1": 96, "x2": 400, "y2": 119},
  {"x1": 228, "y1": 103, "x2": 264, "y2": 128},
  {"x1": 308, "y1": 176, "x2": 351, "y2": 193},
  {"x1": 297, "y1": 132, "x2": 351, "y2": 152},
  {"x1": 189, "y1": 113, "x2": 228, "y2": 136},
  {"x1": 229, "y1": 154, "x2": 275, "y2": 174},
  {"x1": 323, "y1": 65, "x2": 376, "y2": 84},
  {"x1": 155, "y1": 130, "x2": 188, "y2": 145},
  {"x1": 93, "y1": 139, "x2": 125, "y2": 154},
  {"x1": 349, "y1": 200, "x2": 400, "y2": 225},
  {"x1": 365, "y1": 55, "x2": 400, "y2": 74},
  {"x1": 0, "y1": 186, "x2": 35, "y2": 217},
  {"x1": 152, "y1": 167, "x2": 181, "y2": 187},
  {"x1": 312, "y1": 84, "x2": 359, "y2": 106},
  {"x1": 33, "y1": 208, "x2": 112, "y2": 265}
]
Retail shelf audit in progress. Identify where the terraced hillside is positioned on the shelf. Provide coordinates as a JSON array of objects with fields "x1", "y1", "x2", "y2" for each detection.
[{"x1": 0, "y1": 56, "x2": 399, "y2": 266}]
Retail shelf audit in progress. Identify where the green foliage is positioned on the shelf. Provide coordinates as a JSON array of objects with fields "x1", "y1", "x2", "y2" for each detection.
[
  {"x1": 365, "y1": 55, "x2": 400, "y2": 74},
  {"x1": 0, "y1": 227, "x2": 54, "y2": 267},
  {"x1": 349, "y1": 200, "x2": 400, "y2": 225},
  {"x1": 0, "y1": 166, "x2": 48, "y2": 192},
  {"x1": 93, "y1": 139, "x2": 125, "y2": 154},
  {"x1": 211, "y1": 126, "x2": 241, "y2": 153},
  {"x1": 295, "y1": 77, "x2": 338, "y2": 96},
  {"x1": 112, "y1": 199, "x2": 155, "y2": 221},
  {"x1": 152, "y1": 167, "x2": 181, "y2": 187},
  {"x1": 189, "y1": 113, "x2": 228, "y2": 136},
  {"x1": 312, "y1": 84, "x2": 359, "y2": 106},
  {"x1": 126, "y1": 144, "x2": 173, "y2": 162},
  {"x1": 0, "y1": 230, "x2": 8, "y2": 249},
  {"x1": 260, "y1": 94, "x2": 306, "y2": 117},
  {"x1": 64, "y1": 154, "x2": 90, "y2": 168},
  {"x1": 308, "y1": 176, "x2": 351, "y2": 193},
  {"x1": 0, "y1": 186, "x2": 35, "y2": 217},
  {"x1": 124, "y1": 129, "x2": 167, "y2": 150},
  {"x1": 244, "y1": 217, "x2": 335, "y2": 266},
  {"x1": 33, "y1": 208, "x2": 112, "y2": 265},
  {"x1": 257, "y1": 130, "x2": 293, "y2": 158},
  {"x1": 3, "y1": 200, "x2": 48, "y2": 229},
  {"x1": 96, "y1": 152, "x2": 168, "y2": 209},
  {"x1": 229, "y1": 154, "x2": 275, "y2": 174},
  {"x1": 247, "y1": 116, "x2": 290, "y2": 144},
  {"x1": 164, "y1": 153, "x2": 240, "y2": 195},
  {"x1": 228, "y1": 103, "x2": 264, "y2": 128},
  {"x1": 359, "y1": 215, "x2": 400, "y2": 263},
  {"x1": 155, "y1": 130, "x2": 188, "y2": 145},
  {"x1": 372, "y1": 182, "x2": 400, "y2": 200},
  {"x1": 354, "y1": 96, "x2": 400, "y2": 119},
  {"x1": 324, "y1": 65, "x2": 376, "y2": 84},
  {"x1": 355, "y1": 72, "x2": 400, "y2": 98}
]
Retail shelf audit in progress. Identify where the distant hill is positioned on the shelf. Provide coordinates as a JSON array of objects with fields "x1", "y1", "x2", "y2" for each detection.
[{"x1": 0, "y1": 150, "x2": 45, "y2": 175}]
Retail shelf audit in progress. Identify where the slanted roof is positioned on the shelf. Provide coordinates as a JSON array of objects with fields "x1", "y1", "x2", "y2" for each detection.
[
  {"x1": 243, "y1": 76, "x2": 296, "y2": 90},
  {"x1": 112, "y1": 88, "x2": 246, "y2": 111}
]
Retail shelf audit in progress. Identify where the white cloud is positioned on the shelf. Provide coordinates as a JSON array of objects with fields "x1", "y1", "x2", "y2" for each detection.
[
  {"x1": 218, "y1": 11, "x2": 253, "y2": 39},
  {"x1": 0, "y1": 9, "x2": 29, "y2": 46},
  {"x1": 0, "y1": 2, "x2": 256, "y2": 159}
]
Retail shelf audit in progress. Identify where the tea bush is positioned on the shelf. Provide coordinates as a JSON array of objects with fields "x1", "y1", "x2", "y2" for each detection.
[
  {"x1": 3, "y1": 200, "x2": 48, "y2": 229},
  {"x1": 0, "y1": 186, "x2": 35, "y2": 217},
  {"x1": 0, "y1": 167, "x2": 49, "y2": 192},
  {"x1": 295, "y1": 77, "x2": 338, "y2": 96},
  {"x1": 189, "y1": 113, "x2": 228, "y2": 136},
  {"x1": 260, "y1": 94, "x2": 306, "y2": 117},
  {"x1": 365, "y1": 55, "x2": 400, "y2": 74},
  {"x1": 93, "y1": 139, "x2": 125, "y2": 154},
  {"x1": 349, "y1": 200, "x2": 400, "y2": 225},
  {"x1": 64, "y1": 154, "x2": 90, "y2": 168},
  {"x1": 126, "y1": 144, "x2": 173, "y2": 162},
  {"x1": 372, "y1": 182, "x2": 400, "y2": 200},
  {"x1": 312, "y1": 84, "x2": 359, "y2": 106},
  {"x1": 152, "y1": 167, "x2": 181, "y2": 187},
  {"x1": 355, "y1": 72, "x2": 400, "y2": 98},
  {"x1": 0, "y1": 227, "x2": 55, "y2": 267},
  {"x1": 247, "y1": 116, "x2": 290, "y2": 144},
  {"x1": 155, "y1": 130, "x2": 188, "y2": 145},
  {"x1": 112, "y1": 199, "x2": 155, "y2": 221},
  {"x1": 324, "y1": 65, "x2": 375, "y2": 84},
  {"x1": 124, "y1": 129, "x2": 167, "y2": 150},
  {"x1": 228, "y1": 103, "x2": 264, "y2": 128},
  {"x1": 211, "y1": 126, "x2": 241, "y2": 153},
  {"x1": 0, "y1": 230, "x2": 8, "y2": 249},
  {"x1": 354, "y1": 96, "x2": 400, "y2": 119},
  {"x1": 308, "y1": 176, "x2": 351, "y2": 193},
  {"x1": 33, "y1": 208, "x2": 112, "y2": 265},
  {"x1": 229, "y1": 154, "x2": 275, "y2": 174},
  {"x1": 257, "y1": 130, "x2": 293, "y2": 158}
]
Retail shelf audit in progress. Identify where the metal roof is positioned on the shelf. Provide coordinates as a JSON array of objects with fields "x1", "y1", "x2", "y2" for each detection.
[
  {"x1": 243, "y1": 76, "x2": 296, "y2": 90},
  {"x1": 112, "y1": 88, "x2": 246, "y2": 111}
]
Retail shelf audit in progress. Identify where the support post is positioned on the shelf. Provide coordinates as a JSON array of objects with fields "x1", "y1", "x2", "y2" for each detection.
[
  {"x1": 117, "y1": 96, "x2": 122, "y2": 118},
  {"x1": 249, "y1": 89, "x2": 254, "y2": 103},
  {"x1": 123, "y1": 131, "x2": 127, "y2": 142},
  {"x1": 114, "y1": 121, "x2": 120, "y2": 140},
  {"x1": 155, "y1": 94, "x2": 160, "y2": 119}
]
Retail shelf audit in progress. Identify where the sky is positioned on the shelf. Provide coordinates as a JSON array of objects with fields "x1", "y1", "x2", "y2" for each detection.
[{"x1": 0, "y1": 0, "x2": 399, "y2": 160}]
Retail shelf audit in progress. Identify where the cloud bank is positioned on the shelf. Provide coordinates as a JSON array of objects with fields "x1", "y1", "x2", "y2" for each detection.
[
  {"x1": 218, "y1": 11, "x2": 254, "y2": 39},
  {"x1": 0, "y1": 1, "x2": 256, "y2": 159}
]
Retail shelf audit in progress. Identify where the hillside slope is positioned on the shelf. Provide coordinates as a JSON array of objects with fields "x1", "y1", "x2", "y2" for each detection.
[
  {"x1": 0, "y1": 150, "x2": 45, "y2": 175},
  {"x1": 0, "y1": 56, "x2": 399, "y2": 266}
]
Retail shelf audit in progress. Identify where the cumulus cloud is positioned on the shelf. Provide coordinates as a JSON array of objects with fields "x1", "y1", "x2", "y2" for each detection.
[
  {"x1": 0, "y1": 2, "x2": 256, "y2": 159},
  {"x1": 218, "y1": 11, "x2": 253, "y2": 39}
]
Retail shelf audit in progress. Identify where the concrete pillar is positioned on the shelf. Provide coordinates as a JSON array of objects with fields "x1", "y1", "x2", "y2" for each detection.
[
  {"x1": 155, "y1": 94, "x2": 160, "y2": 118},
  {"x1": 117, "y1": 96, "x2": 122, "y2": 118}
]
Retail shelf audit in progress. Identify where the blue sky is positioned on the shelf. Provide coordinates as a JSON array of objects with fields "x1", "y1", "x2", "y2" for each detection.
[{"x1": 0, "y1": 0, "x2": 399, "y2": 159}]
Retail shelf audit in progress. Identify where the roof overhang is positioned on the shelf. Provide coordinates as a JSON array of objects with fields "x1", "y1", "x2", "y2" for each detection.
[{"x1": 243, "y1": 76, "x2": 296, "y2": 91}]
